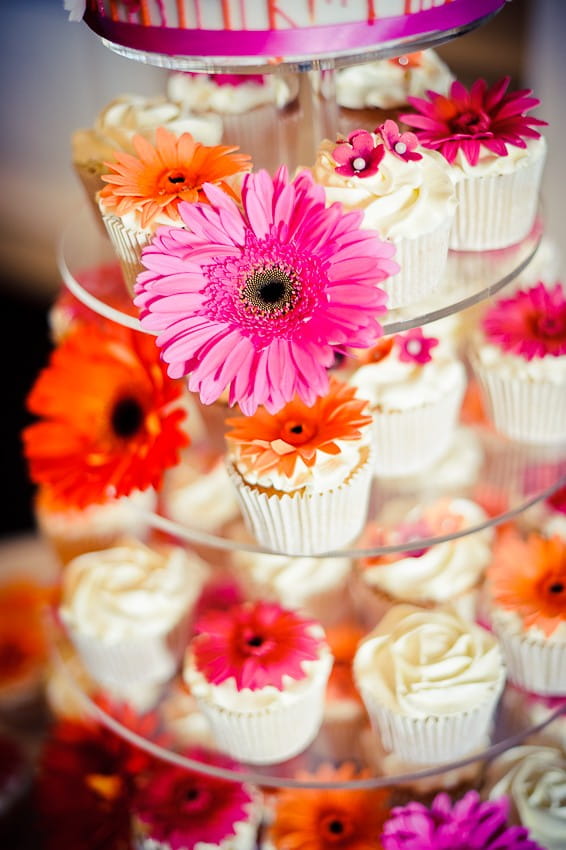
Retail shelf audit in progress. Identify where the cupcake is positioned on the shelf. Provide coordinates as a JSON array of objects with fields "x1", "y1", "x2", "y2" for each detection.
[
  {"x1": 60, "y1": 541, "x2": 209, "y2": 693},
  {"x1": 353, "y1": 604, "x2": 506, "y2": 764},
  {"x1": 484, "y1": 744, "x2": 566, "y2": 850},
  {"x1": 225, "y1": 378, "x2": 374, "y2": 556},
  {"x1": 349, "y1": 329, "x2": 466, "y2": 477},
  {"x1": 159, "y1": 681, "x2": 216, "y2": 751},
  {"x1": 402, "y1": 76, "x2": 547, "y2": 251},
  {"x1": 97, "y1": 126, "x2": 251, "y2": 293},
  {"x1": 352, "y1": 498, "x2": 493, "y2": 626},
  {"x1": 486, "y1": 531, "x2": 566, "y2": 696},
  {"x1": 470, "y1": 282, "x2": 566, "y2": 445},
  {"x1": 183, "y1": 600, "x2": 333, "y2": 764},
  {"x1": 311, "y1": 121, "x2": 456, "y2": 308}
]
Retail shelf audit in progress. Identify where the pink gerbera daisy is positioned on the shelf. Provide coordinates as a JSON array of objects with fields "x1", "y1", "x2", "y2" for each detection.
[
  {"x1": 401, "y1": 77, "x2": 546, "y2": 166},
  {"x1": 482, "y1": 282, "x2": 566, "y2": 361},
  {"x1": 135, "y1": 166, "x2": 397, "y2": 415}
]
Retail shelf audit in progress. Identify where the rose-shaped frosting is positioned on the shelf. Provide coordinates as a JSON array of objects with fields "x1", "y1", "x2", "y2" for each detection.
[
  {"x1": 167, "y1": 72, "x2": 299, "y2": 114},
  {"x1": 485, "y1": 744, "x2": 566, "y2": 850},
  {"x1": 61, "y1": 542, "x2": 209, "y2": 641},
  {"x1": 353, "y1": 604, "x2": 505, "y2": 717},
  {"x1": 311, "y1": 135, "x2": 456, "y2": 240}
]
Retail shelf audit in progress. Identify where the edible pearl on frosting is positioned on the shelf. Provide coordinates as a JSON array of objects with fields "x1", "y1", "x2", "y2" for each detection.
[
  {"x1": 352, "y1": 156, "x2": 367, "y2": 171},
  {"x1": 394, "y1": 141, "x2": 407, "y2": 155}
]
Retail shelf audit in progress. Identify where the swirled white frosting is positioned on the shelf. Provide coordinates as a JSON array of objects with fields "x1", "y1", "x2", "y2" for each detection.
[
  {"x1": 490, "y1": 606, "x2": 566, "y2": 645},
  {"x1": 349, "y1": 341, "x2": 466, "y2": 411},
  {"x1": 450, "y1": 136, "x2": 547, "y2": 181},
  {"x1": 335, "y1": 50, "x2": 454, "y2": 110},
  {"x1": 310, "y1": 136, "x2": 456, "y2": 240},
  {"x1": 486, "y1": 744, "x2": 566, "y2": 850},
  {"x1": 167, "y1": 73, "x2": 299, "y2": 114},
  {"x1": 353, "y1": 604, "x2": 505, "y2": 717},
  {"x1": 472, "y1": 331, "x2": 566, "y2": 386},
  {"x1": 162, "y1": 456, "x2": 239, "y2": 533},
  {"x1": 61, "y1": 542, "x2": 209, "y2": 642}
]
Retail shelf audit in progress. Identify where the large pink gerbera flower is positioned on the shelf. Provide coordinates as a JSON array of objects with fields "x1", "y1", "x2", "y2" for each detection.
[
  {"x1": 482, "y1": 282, "x2": 566, "y2": 361},
  {"x1": 401, "y1": 77, "x2": 546, "y2": 165},
  {"x1": 135, "y1": 166, "x2": 397, "y2": 415}
]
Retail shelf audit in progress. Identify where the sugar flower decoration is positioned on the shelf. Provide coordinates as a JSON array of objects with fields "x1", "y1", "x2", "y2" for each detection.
[
  {"x1": 401, "y1": 77, "x2": 546, "y2": 165},
  {"x1": 381, "y1": 790, "x2": 543, "y2": 850},
  {"x1": 482, "y1": 282, "x2": 566, "y2": 361},
  {"x1": 379, "y1": 120, "x2": 423, "y2": 162},
  {"x1": 269, "y1": 762, "x2": 390, "y2": 850},
  {"x1": 192, "y1": 600, "x2": 323, "y2": 691},
  {"x1": 132, "y1": 748, "x2": 256, "y2": 850},
  {"x1": 397, "y1": 327, "x2": 439, "y2": 364},
  {"x1": 389, "y1": 52, "x2": 424, "y2": 68},
  {"x1": 487, "y1": 531, "x2": 566, "y2": 637},
  {"x1": 225, "y1": 377, "x2": 372, "y2": 479},
  {"x1": 333, "y1": 129, "x2": 385, "y2": 178},
  {"x1": 23, "y1": 324, "x2": 189, "y2": 510},
  {"x1": 135, "y1": 166, "x2": 397, "y2": 416},
  {"x1": 99, "y1": 126, "x2": 252, "y2": 228}
]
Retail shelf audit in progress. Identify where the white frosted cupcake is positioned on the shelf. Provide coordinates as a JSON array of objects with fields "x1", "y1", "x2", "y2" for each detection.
[
  {"x1": 402, "y1": 76, "x2": 547, "y2": 251},
  {"x1": 311, "y1": 122, "x2": 456, "y2": 308},
  {"x1": 486, "y1": 531, "x2": 566, "y2": 696},
  {"x1": 349, "y1": 329, "x2": 466, "y2": 477},
  {"x1": 470, "y1": 282, "x2": 566, "y2": 445},
  {"x1": 225, "y1": 378, "x2": 374, "y2": 556},
  {"x1": 353, "y1": 604, "x2": 505, "y2": 764},
  {"x1": 60, "y1": 540, "x2": 209, "y2": 692},
  {"x1": 484, "y1": 744, "x2": 566, "y2": 850},
  {"x1": 184, "y1": 601, "x2": 333, "y2": 765}
]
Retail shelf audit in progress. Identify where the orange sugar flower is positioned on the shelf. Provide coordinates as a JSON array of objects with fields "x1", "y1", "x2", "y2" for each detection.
[
  {"x1": 99, "y1": 126, "x2": 252, "y2": 228},
  {"x1": 268, "y1": 762, "x2": 389, "y2": 850},
  {"x1": 22, "y1": 323, "x2": 189, "y2": 510},
  {"x1": 226, "y1": 378, "x2": 372, "y2": 479},
  {"x1": 487, "y1": 531, "x2": 566, "y2": 636}
]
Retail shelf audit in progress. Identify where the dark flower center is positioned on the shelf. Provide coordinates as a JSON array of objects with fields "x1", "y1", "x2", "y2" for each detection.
[
  {"x1": 167, "y1": 171, "x2": 187, "y2": 185},
  {"x1": 241, "y1": 266, "x2": 297, "y2": 316},
  {"x1": 246, "y1": 634, "x2": 264, "y2": 647},
  {"x1": 185, "y1": 788, "x2": 200, "y2": 802},
  {"x1": 239, "y1": 627, "x2": 275, "y2": 657},
  {"x1": 450, "y1": 109, "x2": 491, "y2": 135},
  {"x1": 535, "y1": 314, "x2": 566, "y2": 338},
  {"x1": 281, "y1": 419, "x2": 318, "y2": 446},
  {"x1": 328, "y1": 820, "x2": 344, "y2": 834},
  {"x1": 549, "y1": 582, "x2": 564, "y2": 594},
  {"x1": 320, "y1": 812, "x2": 354, "y2": 842},
  {"x1": 111, "y1": 397, "x2": 144, "y2": 439}
]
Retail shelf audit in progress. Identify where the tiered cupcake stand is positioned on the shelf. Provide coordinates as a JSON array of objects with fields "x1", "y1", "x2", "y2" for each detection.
[{"x1": 52, "y1": 0, "x2": 565, "y2": 798}]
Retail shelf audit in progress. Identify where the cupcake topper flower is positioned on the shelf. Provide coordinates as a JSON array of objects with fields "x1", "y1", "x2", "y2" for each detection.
[
  {"x1": 333, "y1": 129, "x2": 385, "y2": 178},
  {"x1": 389, "y1": 52, "x2": 424, "y2": 69},
  {"x1": 401, "y1": 77, "x2": 547, "y2": 165},
  {"x1": 22, "y1": 323, "x2": 189, "y2": 510},
  {"x1": 397, "y1": 327, "x2": 439, "y2": 364},
  {"x1": 99, "y1": 126, "x2": 252, "y2": 228},
  {"x1": 225, "y1": 377, "x2": 372, "y2": 479},
  {"x1": 487, "y1": 532, "x2": 566, "y2": 637},
  {"x1": 135, "y1": 166, "x2": 397, "y2": 416},
  {"x1": 381, "y1": 790, "x2": 543, "y2": 850},
  {"x1": 379, "y1": 120, "x2": 423, "y2": 162},
  {"x1": 482, "y1": 282, "x2": 566, "y2": 361},
  {"x1": 192, "y1": 600, "x2": 324, "y2": 691}
]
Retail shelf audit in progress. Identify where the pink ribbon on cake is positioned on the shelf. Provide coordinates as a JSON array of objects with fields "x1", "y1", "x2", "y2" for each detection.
[{"x1": 83, "y1": 0, "x2": 507, "y2": 60}]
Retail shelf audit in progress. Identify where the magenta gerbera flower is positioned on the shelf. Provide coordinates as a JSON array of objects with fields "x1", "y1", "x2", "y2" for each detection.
[
  {"x1": 135, "y1": 166, "x2": 397, "y2": 415},
  {"x1": 482, "y1": 282, "x2": 566, "y2": 361},
  {"x1": 401, "y1": 77, "x2": 546, "y2": 165},
  {"x1": 379, "y1": 120, "x2": 423, "y2": 163},
  {"x1": 333, "y1": 129, "x2": 386, "y2": 177},
  {"x1": 381, "y1": 791, "x2": 543, "y2": 850},
  {"x1": 132, "y1": 748, "x2": 256, "y2": 850},
  {"x1": 192, "y1": 600, "x2": 324, "y2": 691},
  {"x1": 397, "y1": 327, "x2": 439, "y2": 364}
]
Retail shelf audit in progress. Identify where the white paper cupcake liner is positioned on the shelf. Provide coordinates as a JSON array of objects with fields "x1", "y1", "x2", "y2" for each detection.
[
  {"x1": 371, "y1": 384, "x2": 465, "y2": 477},
  {"x1": 383, "y1": 219, "x2": 453, "y2": 310},
  {"x1": 449, "y1": 154, "x2": 545, "y2": 251},
  {"x1": 493, "y1": 627, "x2": 566, "y2": 696},
  {"x1": 226, "y1": 450, "x2": 374, "y2": 556},
  {"x1": 472, "y1": 362, "x2": 566, "y2": 445},
  {"x1": 100, "y1": 212, "x2": 154, "y2": 294}
]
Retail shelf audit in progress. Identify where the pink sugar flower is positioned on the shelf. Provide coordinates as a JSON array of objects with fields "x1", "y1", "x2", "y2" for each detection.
[
  {"x1": 397, "y1": 327, "x2": 439, "y2": 364},
  {"x1": 482, "y1": 282, "x2": 566, "y2": 361},
  {"x1": 135, "y1": 166, "x2": 397, "y2": 416},
  {"x1": 192, "y1": 600, "x2": 323, "y2": 691},
  {"x1": 333, "y1": 129, "x2": 385, "y2": 178},
  {"x1": 401, "y1": 77, "x2": 546, "y2": 166},
  {"x1": 379, "y1": 120, "x2": 423, "y2": 162}
]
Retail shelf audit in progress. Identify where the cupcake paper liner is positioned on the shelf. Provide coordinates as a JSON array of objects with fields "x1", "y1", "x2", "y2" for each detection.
[
  {"x1": 493, "y1": 627, "x2": 566, "y2": 696},
  {"x1": 100, "y1": 212, "x2": 154, "y2": 295},
  {"x1": 383, "y1": 219, "x2": 453, "y2": 310},
  {"x1": 449, "y1": 155, "x2": 545, "y2": 251}
]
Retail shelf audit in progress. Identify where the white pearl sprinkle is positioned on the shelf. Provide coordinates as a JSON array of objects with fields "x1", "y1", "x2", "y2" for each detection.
[
  {"x1": 398, "y1": 56, "x2": 409, "y2": 65},
  {"x1": 352, "y1": 156, "x2": 367, "y2": 171},
  {"x1": 407, "y1": 339, "x2": 421, "y2": 354},
  {"x1": 395, "y1": 142, "x2": 407, "y2": 155}
]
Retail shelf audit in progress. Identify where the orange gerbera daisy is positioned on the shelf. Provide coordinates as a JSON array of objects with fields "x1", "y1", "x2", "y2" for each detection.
[
  {"x1": 487, "y1": 531, "x2": 566, "y2": 636},
  {"x1": 22, "y1": 323, "x2": 189, "y2": 510},
  {"x1": 99, "y1": 126, "x2": 252, "y2": 228},
  {"x1": 268, "y1": 762, "x2": 389, "y2": 850},
  {"x1": 0, "y1": 581, "x2": 51, "y2": 697},
  {"x1": 225, "y1": 378, "x2": 372, "y2": 478}
]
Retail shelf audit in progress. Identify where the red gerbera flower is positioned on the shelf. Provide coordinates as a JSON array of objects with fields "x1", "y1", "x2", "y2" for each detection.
[{"x1": 401, "y1": 77, "x2": 546, "y2": 165}]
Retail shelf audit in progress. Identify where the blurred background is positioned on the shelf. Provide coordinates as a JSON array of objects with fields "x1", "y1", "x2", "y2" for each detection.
[{"x1": 0, "y1": 0, "x2": 564, "y2": 542}]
